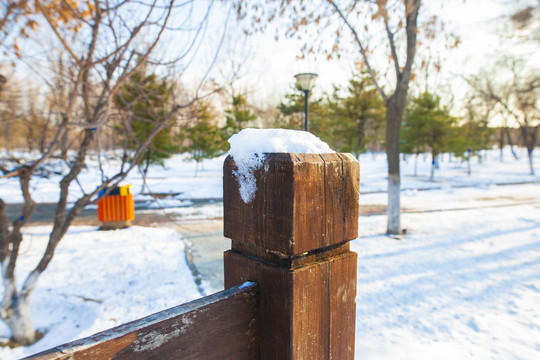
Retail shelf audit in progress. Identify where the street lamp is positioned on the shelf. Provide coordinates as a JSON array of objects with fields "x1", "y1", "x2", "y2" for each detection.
[{"x1": 294, "y1": 72, "x2": 318, "y2": 131}]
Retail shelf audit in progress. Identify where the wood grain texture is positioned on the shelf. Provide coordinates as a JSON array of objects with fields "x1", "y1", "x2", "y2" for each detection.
[
  {"x1": 224, "y1": 153, "x2": 294, "y2": 255},
  {"x1": 291, "y1": 257, "x2": 330, "y2": 359},
  {"x1": 290, "y1": 153, "x2": 326, "y2": 252},
  {"x1": 224, "y1": 251, "x2": 292, "y2": 360},
  {"x1": 337, "y1": 153, "x2": 360, "y2": 241},
  {"x1": 26, "y1": 283, "x2": 259, "y2": 360},
  {"x1": 328, "y1": 252, "x2": 357, "y2": 359},
  {"x1": 224, "y1": 251, "x2": 357, "y2": 360},
  {"x1": 224, "y1": 153, "x2": 360, "y2": 256},
  {"x1": 28, "y1": 151, "x2": 360, "y2": 360}
]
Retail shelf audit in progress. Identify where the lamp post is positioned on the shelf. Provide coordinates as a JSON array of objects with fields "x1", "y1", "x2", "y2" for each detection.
[{"x1": 294, "y1": 72, "x2": 318, "y2": 131}]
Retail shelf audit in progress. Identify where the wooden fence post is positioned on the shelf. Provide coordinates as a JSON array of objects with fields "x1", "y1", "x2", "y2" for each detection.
[{"x1": 223, "y1": 153, "x2": 359, "y2": 360}]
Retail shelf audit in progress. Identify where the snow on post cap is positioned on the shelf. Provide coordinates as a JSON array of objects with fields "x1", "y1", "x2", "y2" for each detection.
[
  {"x1": 228, "y1": 128, "x2": 334, "y2": 203},
  {"x1": 228, "y1": 128, "x2": 334, "y2": 155}
]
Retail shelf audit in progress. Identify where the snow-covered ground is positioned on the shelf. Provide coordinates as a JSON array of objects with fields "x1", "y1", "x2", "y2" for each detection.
[
  {"x1": 0, "y1": 226, "x2": 201, "y2": 359},
  {"x1": 0, "y1": 152, "x2": 225, "y2": 204},
  {"x1": 354, "y1": 187, "x2": 540, "y2": 359},
  {"x1": 1, "y1": 147, "x2": 539, "y2": 359}
]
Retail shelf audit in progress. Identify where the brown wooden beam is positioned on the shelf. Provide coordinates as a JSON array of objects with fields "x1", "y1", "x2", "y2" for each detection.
[
  {"x1": 224, "y1": 152, "x2": 359, "y2": 360},
  {"x1": 26, "y1": 283, "x2": 259, "y2": 360}
]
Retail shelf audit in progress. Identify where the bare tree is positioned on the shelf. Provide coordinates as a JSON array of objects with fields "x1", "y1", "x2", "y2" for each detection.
[
  {"x1": 231, "y1": 0, "x2": 426, "y2": 234},
  {"x1": 467, "y1": 58, "x2": 539, "y2": 175},
  {"x1": 0, "y1": 0, "x2": 219, "y2": 345}
]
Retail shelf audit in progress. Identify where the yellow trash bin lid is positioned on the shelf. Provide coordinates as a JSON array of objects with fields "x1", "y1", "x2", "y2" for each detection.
[{"x1": 119, "y1": 184, "x2": 132, "y2": 196}]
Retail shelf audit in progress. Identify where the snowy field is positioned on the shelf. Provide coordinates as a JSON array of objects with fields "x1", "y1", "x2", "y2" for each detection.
[
  {"x1": 1, "y1": 146, "x2": 539, "y2": 359},
  {"x1": 354, "y1": 188, "x2": 540, "y2": 359},
  {"x1": 1, "y1": 147, "x2": 538, "y2": 205}
]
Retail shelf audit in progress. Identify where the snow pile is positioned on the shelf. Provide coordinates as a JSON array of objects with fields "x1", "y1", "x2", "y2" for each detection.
[{"x1": 227, "y1": 128, "x2": 334, "y2": 203}]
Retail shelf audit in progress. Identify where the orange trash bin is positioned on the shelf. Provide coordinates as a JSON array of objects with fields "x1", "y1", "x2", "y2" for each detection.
[{"x1": 97, "y1": 185, "x2": 135, "y2": 229}]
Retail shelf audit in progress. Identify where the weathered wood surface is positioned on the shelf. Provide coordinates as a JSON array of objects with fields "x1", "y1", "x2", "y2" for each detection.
[
  {"x1": 225, "y1": 251, "x2": 357, "y2": 360},
  {"x1": 26, "y1": 283, "x2": 259, "y2": 360},
  {"x1": 224, "y1": 152, "x2": 359, "y2": 360},
  {"x1": 224, "y1": 153, "x2": 360, "y2": 256}
]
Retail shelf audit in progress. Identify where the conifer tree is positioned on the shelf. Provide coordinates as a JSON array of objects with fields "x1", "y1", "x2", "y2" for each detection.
[
  {"x1": 402, "y1": 92, "x2": 459, "y2": 180},
  {"x1": 328, "y1": 72, "x2": 386, "y2": 155},
  {"x1": 115, "y1": 66, "x2": 180, "y2": 179},
  {"x1": 180, "y1": 101, "x2": 222, "y2": 175},
  {"x1": 222, "y1": 94, "x2": 257, "y2": 147}
]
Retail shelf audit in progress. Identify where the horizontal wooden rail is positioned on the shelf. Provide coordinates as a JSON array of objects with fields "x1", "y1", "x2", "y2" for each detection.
[{"x1": 26, "y1": 283, "x2": 259, "y2": 360}]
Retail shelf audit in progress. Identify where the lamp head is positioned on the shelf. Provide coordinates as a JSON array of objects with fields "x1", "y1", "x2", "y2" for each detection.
[{"x1": 294, "y1": 73, "x2": 318, "y2": 92}]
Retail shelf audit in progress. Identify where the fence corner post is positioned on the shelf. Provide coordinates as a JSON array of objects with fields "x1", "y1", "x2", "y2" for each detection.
[{"x1": 223, "y1": 153, "x2": 359, "y2": 360}]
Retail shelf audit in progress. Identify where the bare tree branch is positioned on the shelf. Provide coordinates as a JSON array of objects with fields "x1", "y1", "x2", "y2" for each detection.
[
  {"x1": 384, "y1": 17, "x2": 401, "y2": 78},
  {"x1": 328, "y1": 0, "x2": 388, "y2": 102},
  {"x1": 34, "y1": 1, "x2": 82, "y2": 66}
]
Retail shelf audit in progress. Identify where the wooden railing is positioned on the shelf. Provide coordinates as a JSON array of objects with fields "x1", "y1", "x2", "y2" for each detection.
[
  {"x1": 28, "y1": 153, "x2": 359, "y2": 360},
  {"x1": 28, "y1": 284, "x2": 259, "y2": 360}
]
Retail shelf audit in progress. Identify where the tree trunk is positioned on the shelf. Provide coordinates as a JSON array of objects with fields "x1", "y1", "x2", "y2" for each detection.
[
  {"x1": 387, "y1": 173, "x2": 400, "y2": 234},
  {"x1": 60, "y1": 129, "x2": 69, "y2": 161},
  {"x1": 139, "y1": 159, "x2": 151, "y2": 194},
  {"x1": 430, "y1": 152, "x2": 436, "y2": 181},
  {"x1": 527, "y1": 149, "x2": 534, "y2": 175},
  {"x1": 0, "y1": 199, "x2": 9, "y2": 263},
  {"x1": 38, "y1": 118, "x2": 51, "y2": 154},
  {"x1": 27, "y1": 124, "x2": 35, "y2": 152},
  {"x1": 1, "y1": 248, "x2": 36, "y2": 346},
  {"x1": 356, "y1": 116, "x2": 366, "y2": 155},
  {"x1": 5, "y1": 293, "x2": 35, "y2": 345},
  {"x1": 499, "y1": 127, "x2": 504, "y2": 162},
  {"x1": 414, "y1": 153, "x2": 418, "y2": 177},
  {"x1": 1, "y1": 173, "x2": 38, "y2": 344},
  {"x1": 386, "y1": 98, "x2": 403, "y2": 235},
  {"x1": 504, "y1": 127, "x2": 519, "y2": 160},
  {"x1": 521, "y1": 126, "x2": 537, "y2": 176}
]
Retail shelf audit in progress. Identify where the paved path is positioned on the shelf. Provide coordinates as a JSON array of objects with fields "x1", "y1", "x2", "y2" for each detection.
[{"x1": 168, "y1": 221, "x2": 228, "y2": 293}]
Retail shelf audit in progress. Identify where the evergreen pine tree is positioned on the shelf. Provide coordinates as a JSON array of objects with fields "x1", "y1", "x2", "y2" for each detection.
[
  {"x1": 402, "y1": 92, "x2": 459, "y2": 180},
  {"x1": 115, "y1": 66, "x2": 179, "y2": 178}
]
